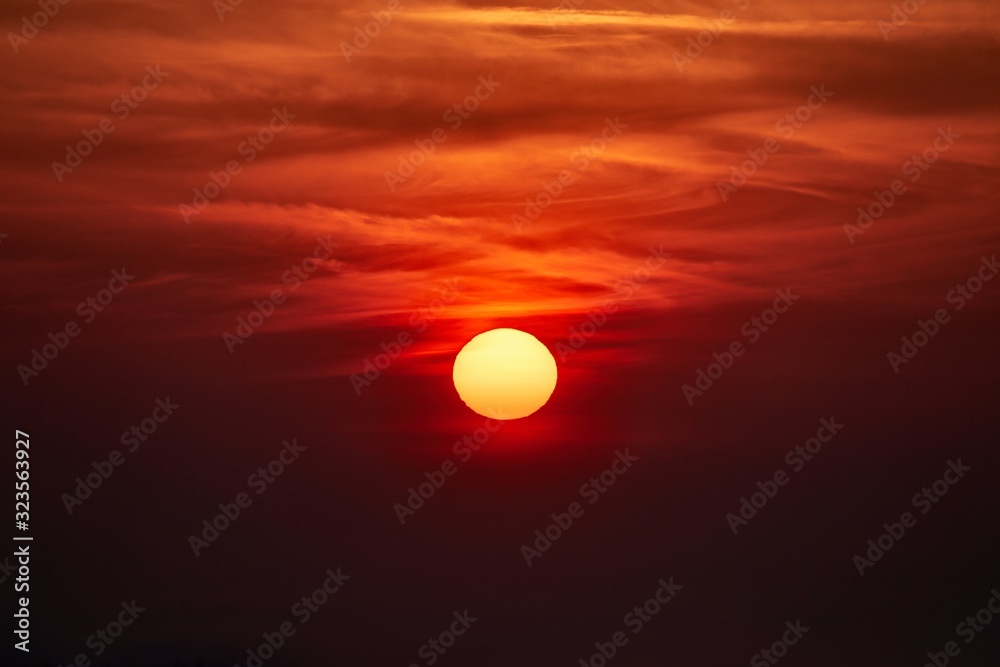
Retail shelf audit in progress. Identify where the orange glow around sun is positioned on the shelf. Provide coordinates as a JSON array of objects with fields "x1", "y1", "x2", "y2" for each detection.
[{"x1": 452, "y1": 328, "x2": 558, "y2": 420}]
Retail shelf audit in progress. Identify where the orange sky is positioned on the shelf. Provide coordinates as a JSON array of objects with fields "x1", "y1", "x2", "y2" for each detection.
[
  {"x1": 3, "y1": 2, "x2": 1000, "y2": 665},
  {"x1": 4, "y1": 1, "x2": 998, "y2": 370},
  {"x1": 3, "y1": 0, "x2": 999, "y2": 457}
]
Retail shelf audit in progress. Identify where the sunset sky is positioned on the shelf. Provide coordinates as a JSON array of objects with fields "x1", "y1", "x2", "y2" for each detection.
[{"x1": 2, "y1": 0, "x2": 999, "y2": 665}]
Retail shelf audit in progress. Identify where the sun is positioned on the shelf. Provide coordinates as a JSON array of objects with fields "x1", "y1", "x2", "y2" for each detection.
[{"x1": 452, "y1": 328, "x2": 558, "y2": 420}]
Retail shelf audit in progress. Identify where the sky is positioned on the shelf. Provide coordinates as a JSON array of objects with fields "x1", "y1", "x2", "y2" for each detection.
[{"x1": 1, "y1": 0, "x2": 999, "y2": 665}]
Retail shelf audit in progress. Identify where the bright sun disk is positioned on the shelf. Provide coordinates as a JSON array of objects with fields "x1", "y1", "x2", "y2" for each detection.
[{"x1": 452, "y1": 328, "x2": 558, "y2": 420}]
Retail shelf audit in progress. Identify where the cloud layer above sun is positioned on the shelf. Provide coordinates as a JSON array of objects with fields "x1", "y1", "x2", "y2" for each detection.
[{"x1": 2, "y1": 0, "x2": 998, "y2": 380}]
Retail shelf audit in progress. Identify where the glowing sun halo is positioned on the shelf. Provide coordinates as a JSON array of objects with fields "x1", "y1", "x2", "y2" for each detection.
[{"x1": 452, "y1": 328, "x2": 558, "y2": 420}]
